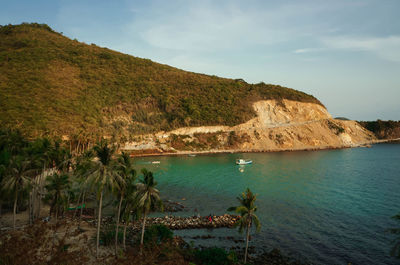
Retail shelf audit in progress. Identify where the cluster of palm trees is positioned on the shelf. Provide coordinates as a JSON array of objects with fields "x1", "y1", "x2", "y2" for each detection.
[
  {"x1": 0, "y1": 130, "x2": 71, "y2": 228},
  {"x1": 80, "y1": 140, "x2": 163, "y2": 257},
  {"x1": 0, "y1": 129, "x2": 266, "y2": 263},
  {"x1": 0, "y1": 130, "x2": 163, "y2": 258},
  {"x1": 2, "y1": 130, "x2": 400, "y2": 264}
]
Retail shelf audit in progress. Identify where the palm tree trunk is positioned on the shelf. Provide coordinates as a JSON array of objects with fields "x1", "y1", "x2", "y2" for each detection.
[
  {"x1": 115, "y1": 194, "x2": 123, "y2": 256},
  {"x1": 140, "y1": 211, "x2": 147, "y2": 245},
  {"x1": 55, "y1": 193, "x2": 59, "y2": 221},
  {"x1": 37, "y1": 167, "x2": 45, "y2": 219},
  {"x1": 13, "y1": 188, "x2": 18, "y2": 230},
  {"x1": 66, "y1": 194, "x2": 70, "y2": 218},
  {"x1": 123, "y1": 222, "x2": 128, "y2": 250},
  {"x1": 73, "y1": 192, "x2": 82, "y2": 219},
  {"x1": 244, "y1": 222, "x2": 250, "y2": 264},
  {"x1": 78, "y1": 192, "x2": 85, "y2": 227},
  {"x1": 29, "y1": 191, "x2": 33, "y2": 225},
  {"x1": 31, "y1": 185, "x2": 36, "y2": 222},
  {"x1": 96, "y1": 190, "x2": 104, "y2": 258}
]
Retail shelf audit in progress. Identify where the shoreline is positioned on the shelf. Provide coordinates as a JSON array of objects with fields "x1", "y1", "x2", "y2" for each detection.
[{"x1": 126, "y1": 139, "x2": 397, "y2": 158}]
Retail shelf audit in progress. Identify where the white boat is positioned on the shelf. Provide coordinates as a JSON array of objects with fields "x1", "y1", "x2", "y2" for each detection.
[
  {"x1": 236, "y1": 159, "x2": 252, "y2": 165},
  {"x1": 151, "y1": 161, "x2": 161, "y2": 164}
]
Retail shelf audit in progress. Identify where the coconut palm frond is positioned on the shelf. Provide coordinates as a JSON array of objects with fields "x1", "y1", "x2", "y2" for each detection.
[{"x1": 228, "y1": 188, "x2": 261, "y2": 263}]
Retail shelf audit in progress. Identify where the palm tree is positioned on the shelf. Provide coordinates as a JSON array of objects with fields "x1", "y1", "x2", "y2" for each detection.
[
  {"x1": 0, "y1": 129, "x2": 28, "y2": 217},
  {"x1": 85, "y1": 140, "x2": 122, "y2": 258},
  {"x1": 26, "y1": 137, "x2": 54, "y2": 221},
  {"x1": 228, "y1": 188, "x2": 261, "y2": 264},
  {"x1": 121, "y1": 173, "x2": 140, "y2": 249},
  {"x1": 44, "y1": 173, "x2": 71, "y2": 220},
  {"x1": 52, "y1": 140, "x2": 72, "y2": 173},
  {"x1": 1, "y1": 156, "x2": 33, "y2": 229},
  {"x1": 0, "y1": 148, "x2": 10, "y2": 217},
  {"x1": 74, "y1": 149, "x2": 94, "y2": 224},
  {"x1": 135, "y1": 168, "x2": 163, "y2": 246},
  {"x1": 387, "y1": 214, "x2": 400, "y2": 258},
  {"x1": 114, "y1": 152, "x2": 136, "y2": 255}
]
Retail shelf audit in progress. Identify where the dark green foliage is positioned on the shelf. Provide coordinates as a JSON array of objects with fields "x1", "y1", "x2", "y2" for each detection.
[
  {"x1": 359, "y1": 120, "x2": 400, "y2": 139},
  {"x1": 99, "y1": 224, "x2": 124, "y2": 246},
  {"x1": 0, "y1": 129, "x2": 71, "y2": 222},
  {"x1": 326, "y1": 120, "x2": 345, "y2": 135},
  {"x1": 44, "y1": 173, "x2": 71, "y2": 217},
  {"x1": 93, "y1": 140, "x2": 114, "y2": 168},
  {"x1": 0, "y1": 23, "x2": 323, "y2": 141},
  {"x1": 143, "y1": 224, "x2": 173, "y2": 245},
  {"x1": 227, "y1": 131, "x2": 250, "y2": 147},
  {"x1": 194, "y1": 247, "x2": 232, "y2": 265},
  {"x1": 228, "y1": 188, "x2": 261, "y2": 263}
]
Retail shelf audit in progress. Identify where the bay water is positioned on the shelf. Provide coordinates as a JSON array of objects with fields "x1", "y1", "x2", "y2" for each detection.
[{"x1": 134, "y1": 143, "x2": 400, "y2": 264}]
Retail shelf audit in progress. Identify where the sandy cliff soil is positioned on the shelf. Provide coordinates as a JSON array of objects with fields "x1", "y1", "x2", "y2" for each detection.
[{"x1": 122, "y1": 100, "x2": 376, "y2": 155}]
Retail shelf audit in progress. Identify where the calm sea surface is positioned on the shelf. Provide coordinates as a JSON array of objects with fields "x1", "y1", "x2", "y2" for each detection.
[{"x1": 134, "y1": 143, "x2": 400, "y2": 264}]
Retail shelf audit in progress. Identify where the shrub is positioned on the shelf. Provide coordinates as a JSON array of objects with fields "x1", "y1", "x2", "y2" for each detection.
[
  {"x1": 99, "y1": 225, "x2": 123, "y2": 246},
  {"x1": 327, "y1": 120, "x2": 345, "y2": 135},
  {"x1": 143, "y1": 224, "x2": 173, "y2": 245},
  {"x1": 194, "y1": 247, "x2": 232, "y2": 265}
]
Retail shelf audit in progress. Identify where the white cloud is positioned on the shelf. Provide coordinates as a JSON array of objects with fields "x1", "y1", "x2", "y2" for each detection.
[
  {"x1": 126, "y1": 1, "x2": 352, "y2": 52},
  {"x1": 322, "y1": 35, "x2": 400, "y2": 62},
  {"x1": 293, "y1": 48, "x2": 325, "y2": 54}
]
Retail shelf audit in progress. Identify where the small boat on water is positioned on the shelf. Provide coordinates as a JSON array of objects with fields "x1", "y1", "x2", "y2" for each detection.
[
  {"x1": 236, "y1": 159, "x2": 252, "y2": 165},
  {"x1": 151, "y1": 161, "x2": 161, "y2": 164}
]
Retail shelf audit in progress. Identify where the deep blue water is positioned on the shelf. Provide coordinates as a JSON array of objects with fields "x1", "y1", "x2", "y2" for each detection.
[{"x1": 134, "y1": 143, "x2": 400, "y2": 264}]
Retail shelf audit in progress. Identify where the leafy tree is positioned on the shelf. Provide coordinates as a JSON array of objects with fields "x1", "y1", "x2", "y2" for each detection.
[
  {"x1": 228, "y1": 188, "x2": 261, "y2": 263},
  {"x1": 85, "y1": 140, "x2": 122, "y2": 258},
  {"x1": 194, "y1": 247, "x2": 232, "y2": 265},
  {"x1": 114, "y1": 152, "x2": 136, "y2": 255},
  {"x1": 51, "y1": 140, "x2": 72, "y2": 172},
  {"x1": 0, "y1": 129, "x2": 28, "y2": 216},
  {"x1": 26, "y1": 137, "x2": 54, "y2": 221},
  {"x1": 73, "y1": 149, "x2": 94, "y2": 224},
  {"x1": 1, "y1": 156, "x2": 33, "y2": 229},
  {"x1": 135, "y1": 168, "x2": 163, "y2": 246},
  {"x1": 44, "y1": 173, "x2": 71, "y2": 220},
  {"x1": 143, "y1": 224, "x2": 173, "y2": 245},
  {"x1": 121, "y1": 173, "x2": 140, "y2": 249}
]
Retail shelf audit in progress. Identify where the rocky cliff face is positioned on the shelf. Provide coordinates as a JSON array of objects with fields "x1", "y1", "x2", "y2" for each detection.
[{"x1": 122, "y1": 100, "x2": 376, "y2": 154}]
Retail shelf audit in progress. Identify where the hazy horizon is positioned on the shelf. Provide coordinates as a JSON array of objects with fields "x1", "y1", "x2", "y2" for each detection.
[{"x1": 2, "y1": 0, "x2": 399, "y2": 121}]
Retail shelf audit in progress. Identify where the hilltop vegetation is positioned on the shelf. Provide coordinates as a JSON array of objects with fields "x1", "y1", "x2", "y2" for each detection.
[
  {"x1": 359, "y1": 120, "x2": 400, "y2": 140},
  {"x1": 0, "y1": 23, "x2": 322, "y2": 143}
]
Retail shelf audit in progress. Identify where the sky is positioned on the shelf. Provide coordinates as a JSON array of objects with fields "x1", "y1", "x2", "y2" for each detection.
[{"x1": 1, "y1": 0, "x2": 399, "y2": 120}]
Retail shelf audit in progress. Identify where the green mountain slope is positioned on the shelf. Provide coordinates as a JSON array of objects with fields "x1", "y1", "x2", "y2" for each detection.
[{"x1": 0, "y1": 23, "x2": 323, "y2": 142}]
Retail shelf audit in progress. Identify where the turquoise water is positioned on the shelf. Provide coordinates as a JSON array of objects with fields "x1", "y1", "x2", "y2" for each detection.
[{"x1": 134, "y1": 143, "x2": 400, "y2": 264}]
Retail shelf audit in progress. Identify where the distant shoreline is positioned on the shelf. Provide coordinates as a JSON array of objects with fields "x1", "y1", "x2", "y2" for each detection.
[{"x1": 127, "y1": 139, "x2": 400, "y2": 158}]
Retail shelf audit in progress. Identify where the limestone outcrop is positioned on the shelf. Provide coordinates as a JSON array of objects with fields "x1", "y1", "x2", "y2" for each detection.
[{"x1": 122, "y1": 99, "x2": 376, "y2": 154}]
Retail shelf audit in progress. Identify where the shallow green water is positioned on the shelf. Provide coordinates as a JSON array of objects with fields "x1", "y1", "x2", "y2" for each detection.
[{"x1": 134, "y1": 143, "x2": 400, "y2": 264}]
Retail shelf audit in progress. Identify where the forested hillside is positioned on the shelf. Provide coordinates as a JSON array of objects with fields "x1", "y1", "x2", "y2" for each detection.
[{"x1": 0, "y1": 23, "x2": 322, "y2": 142}]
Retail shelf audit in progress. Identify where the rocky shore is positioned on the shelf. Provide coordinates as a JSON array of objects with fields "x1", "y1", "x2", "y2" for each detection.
[{"x1": 129, "y1": 214, "x2": 240, "y2": 231}]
